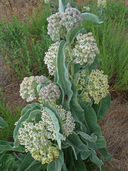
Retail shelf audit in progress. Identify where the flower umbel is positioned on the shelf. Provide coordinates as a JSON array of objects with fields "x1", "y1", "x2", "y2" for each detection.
[
  {"x1": 39, "y1": 83, "x2": 61, "y2": 102},
  {"x1": 86, "y1": 69, "x2": 109, "y2": 104},
  {"x1": 97, "y1": 0, "x2": 107, "y2": 8},
  {"x1": 47, "y1": 7, "x2": 82, "y2": 41},
  {"x1": 44, "y1": 42, "x2": 59, "y2": 76},
  {"x1": 18, "y1": 106, "x2": 75, "y2": 163},
  {"x1": 56, "y1": 105, "x2": 75, "y2": 140},
  {"x1": 18, "y1": 120, "x2": 59, "y2": 164},
  {"x1": 19, "y1": 75, "x2": 51, "y2": 102},
  {"x1": 72, "y1": 33, "x2": 99, "y2": 65},
  {"x1": 60, "y1": 7, "x2": 83, "y2": 30}
]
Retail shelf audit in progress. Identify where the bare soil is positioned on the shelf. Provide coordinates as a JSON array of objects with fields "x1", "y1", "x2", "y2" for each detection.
[{"x1": 0, "y1": 0, "x2": 128, "y2": 171}]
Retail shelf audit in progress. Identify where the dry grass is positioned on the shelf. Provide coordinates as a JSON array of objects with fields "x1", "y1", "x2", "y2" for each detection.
[
  {"x1": 0, "y1": 0, "x2": 43, "y2": 22},
  {"x1": 99, "y1": 96, "x2": 128, "y2": 171}
]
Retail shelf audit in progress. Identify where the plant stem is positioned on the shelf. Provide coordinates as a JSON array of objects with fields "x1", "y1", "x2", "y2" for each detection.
[{"x1": 67, "y1": 45, "x2": 74, "y2": 79}]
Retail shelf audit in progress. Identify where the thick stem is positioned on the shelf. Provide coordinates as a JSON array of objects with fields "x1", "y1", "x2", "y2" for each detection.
[{"x1": 67, "y1": 45, "x2": 74, "y2": 79}]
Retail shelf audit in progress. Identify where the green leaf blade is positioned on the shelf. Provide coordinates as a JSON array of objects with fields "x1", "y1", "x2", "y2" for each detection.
[
  {"x1": 56, "y1": 41, "x2": 73, "y2": 110},
  {"x1": 0, "y1": 117, "x2": 8, "y2": 128},
  {"x1": 81, "y1": 13, "x2": 103, "y2": 24}
]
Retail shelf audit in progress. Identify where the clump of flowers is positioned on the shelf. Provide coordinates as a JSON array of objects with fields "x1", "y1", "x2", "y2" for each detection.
[
  {"x1": 60, "y1": 7, "x2": 83, "y2": 30},
  {"x1": 19, "y1": 76, "x2": 38, "y2": 102},
  {"x1": 44, "y1": 42, "x2": 60, "y2": 76},
  {"x1": 18, "y1": 120, "x2": 59, "y2": 164},
  {"x1": 39, "y1": 83, "x2": 61, "y2": 102},
  {"x1": 82, "y1": 69, "x2": 109, "y2": 104},
  {"x1": 36, "y1": 75, "x2": 52, "y2": 85},
  {"x1": 47, "y1": 13, "x2": 66, "y2": 41},
  {"x1": 72, "y1": 33, "x2": 99, "y2": 65},
  {"x1": 20, "y1": 75, "x2": 51, "y2": 102},
  {"x1": 47, "y1": 7, "x2": 83, "y2": 41},
  {"x1": 97, "y1": 0, "x2": 107, "y2": 8},
  {"x1": 56, "y1": 105, "x2": 75, "y2": 139},
  {"x1": 18, "y1": 106, "x2": 75, "y2": 164}
]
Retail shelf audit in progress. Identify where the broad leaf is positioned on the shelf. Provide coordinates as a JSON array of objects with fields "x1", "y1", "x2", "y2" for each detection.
[
  {"x1": 98, "y1": 148, "x2": 112, "y2": 161},
  {"x1": 90, "y1": 151, "x2": 103, "y2": 170},
  {"x1": 56, "y1": 41, "x2": 73, "y2": 110},
  {"x1": 43, "y1": 107, "x2": 63, "y2": 149},
  {"x1": 59, "y1": 0, "x2": 68, "y2": 13},
  {"x1": 47, "y1": 150, "x2": 64, "y2": 171},
  {"x1": 81, "y1": 13, "x2": 103, "y2": 24},
  {"x1": 68, "y1": 26, "x2": 85, "y2": 44},
  {"x1": 0, "y1": 117, "x2": 8, "y2": 128},
  {"x1": 21, "y1": 103, "x2": 42, "y2": 116},
  {"x1": 70, "y1": 83, "x2": 87, "y2": 131},
  {"x1": 0, "y1": 140, "x2": 24, "y2": 153},
  {"x1": 0, "y1": 154, "x2": 15, "y2": 171},
  {"x1": 78, "y1": 98, "x2": 102, "y2": 136},
  {"x1": 92, "y1": 93, "x2": 111, "y2": 121},
  {"x1": 19, "y1": 152, "x2": 45, "y2": 171},
  {"x1": 69, "y1": 153, "x2": 87, "y2": 171},
  {"x1": 46, "y1": 102, "x2": 63, "y2": 134},
  {"x1": 62, "y1": 133, "x2": 91, "y2": 160},
  {"x1": 13, "y1": 103, "x2": 42, "y2": 148},
  {"x1": 96, "y1": 136, "x2": 106, "y2": 149},
  {"x1": 77, "y1": 131, "x2": 97, "y2": 142}
]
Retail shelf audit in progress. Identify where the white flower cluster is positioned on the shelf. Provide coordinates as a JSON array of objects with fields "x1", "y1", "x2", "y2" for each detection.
[
  {"x1": 18, "y1": 120, "x2": 59, "y2": 164},
  {"x1": 18, "y1": 106, "x2": 75, "y2": 164},
  {"x1": 60, "y1": 7, "x2": 83, "y2": 30},
  {"x1": 56, "y1": 105, "x2": 75, "y2": 139},
  {"x1": 82, "y1": 69, "x2": 109, "y2": 104},
  {"x1": 47, "y1": 7, "x2": 83, "y2": 41},
  {"x1": 39, "y1": 83, "x2": 61, "y2": 102},
  {"x1": 20, "y1": 75, "x2": 51, "y2": 102},
  {"x1": 44, "y1": 42, "x2": 59, "y2": 76},
  {"x1": 20, "y1": 76, "x2": 38, "y2": 102},
  {"x1": 36, "y1": 75, "x2": 51, "y2": 85},
  {"x1": 97, "y1": 0, "x2": 107, "y2": 8},
  {"x1": 47, "y1": 13, "x2": 66, "y2": 41},
  {"x1": 72, "y1": 33, "x2": 99, "y2": 65}
]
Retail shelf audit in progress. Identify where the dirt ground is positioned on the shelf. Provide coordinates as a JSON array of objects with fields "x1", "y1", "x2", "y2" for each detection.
[{"x1": 0, "y1": 0, "x2": 128, "y2": 171}]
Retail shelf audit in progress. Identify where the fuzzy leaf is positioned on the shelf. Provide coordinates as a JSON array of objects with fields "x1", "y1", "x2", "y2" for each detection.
[
  {"x1": 56, "y1": 41, "x2": 73, "y2": 110},
  {"x1": 62, "y1": 133, "x2": 91, "y2": 160},
  {"x1": 81, "y1": 13, "x2": 103, "y2": 24},
  {"x1": 98, "y1": 148, "x2": 112, "y2": 161},
  {"x1": 90, "y1": 151, "x2": 103, "y2": 170},
  {"x1": 46, "y1": 102, "x2": 63, "y2": 134},
  {"x1": 59, "y1": 0, "x2": 68, "y2": 13},
  {"x1": 96, "y1": 136, "x2": 106, "y2": 149},
  {"x1": 68, "y1": 26, "x2": 85, "y2": 44},
  {"x1": 47, "y1": 150, "x2": 64, "y2": 171},
  {"x1": 43, "y1": 107, "x2": 63, "y2": 149},
  {"x1": 19, "y1": 152, "x2": 45, "y2": 171},
  {"x1": 70, "y1": 83, "x2": 87, "y2": 131},
  {"x1": 13, "y1": 103, "x2": 42, "y2": 147},
  {"x1": 0, "y1": 117, "x2": 8, "y2": 128},
  {"x1": 70, "y1": 154, "x2": 87, "y2": 171},
  {"x1": 78, "y1": 97, "x2": 102, "y2": 136},
  {"x1": 0, "y1": 154, "x2": 15, "y2": 170},
  {"x1": 36, "y1": 84, "x2": 49, "y2": 93},
  {"x1": 77, "y1": 131, "x2": 97, "y2": 142},
  {"x1": 0, "y1": 140, "x2": 24, "y2": 153},
  {"x1": 92, "y1": 93, "x2": 111, "y2": 121},
  {"x1": 21, "y1": 103, "x2": 42, "y2": 116}
]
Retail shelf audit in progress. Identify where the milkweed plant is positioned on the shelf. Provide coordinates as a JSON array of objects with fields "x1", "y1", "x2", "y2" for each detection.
[{"x1": 13, "y1": 0, "x2": 111, "y2": 170}]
